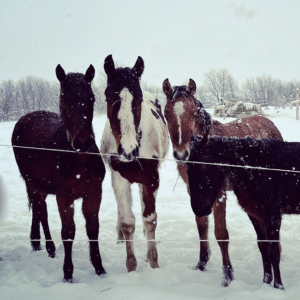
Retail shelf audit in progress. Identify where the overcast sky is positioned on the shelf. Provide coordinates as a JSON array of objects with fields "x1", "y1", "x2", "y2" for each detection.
[{"x1": 1, "y1": 0, "x2": 299, "y2": 87}]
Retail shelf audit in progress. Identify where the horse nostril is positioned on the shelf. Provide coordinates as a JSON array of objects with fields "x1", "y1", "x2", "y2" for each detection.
[
  {"x1": 132, "y1": 147, "x2": 138, "y2": 158},
  {"x1": 118, "y1": 144, "x2": 124, "y2": 156},
  {"x1": 118, "y1": 145, "x2": 138, "y2": 161},
  {"x1": 173, "y1": 150, "x2": 189, "y2": 161},
  {"x1": 73, "y1": 136, "x2": 94, "y2": 153},
  {"x1": 72, "y1": 137, "x2": 83, "y2": 152}
]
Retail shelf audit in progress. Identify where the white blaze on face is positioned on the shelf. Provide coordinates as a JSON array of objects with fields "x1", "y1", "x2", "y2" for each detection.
[
  {"x1": 118, "y1": 88, "x2": 138, "y2": 154},
  {"x1": 173, "y1": 101, "x2": 185, "y2": 145}
]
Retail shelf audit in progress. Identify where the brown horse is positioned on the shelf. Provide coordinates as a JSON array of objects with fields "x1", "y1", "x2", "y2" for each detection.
[
  {"x1": 11, "y1": 65, "x2": 106, "y2": 282},
  {"x1": 101, "y1": 55, "x2": 169, "y2": 272},
  {"x1": 163, "y1": 78, "x2": 283, "y2": 286}
]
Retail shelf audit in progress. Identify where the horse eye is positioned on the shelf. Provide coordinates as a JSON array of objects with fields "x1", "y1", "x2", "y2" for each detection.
[{"x1": 106, "y1": 98, "x2": 113, "y2": 105}]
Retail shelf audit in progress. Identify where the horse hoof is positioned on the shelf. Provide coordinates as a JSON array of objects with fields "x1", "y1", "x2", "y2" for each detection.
[
  {"x1": 263, "y1": 273, "x2": 273, "y2": 284},
  {"x1": 150, "y1": 262, "x2": 159, "y2": 269},
  {"x1": 194, "y1": 262, "x2": 206, "y2": 271},
  {"x1": 63, "y1": 278, "x2": 73, "y2": 283},
  {"x1": 274, "y1": 282, "x2": 285, "y2": 290},
  {"x1": 31, "y1": 244, "x2": 42, "y2": 251},
  {"x1": 222, "y1": 277, "x2": 233, "y2": 287},
  {"x1": 48, "y1": 252, "x2": 56, "y2": 258},
  {"x1": 222, "y1": 265, "x2": 234, "y2": 287},
  {"x1": 96, "y1": 268, "x2": 106, "y2": 276}
]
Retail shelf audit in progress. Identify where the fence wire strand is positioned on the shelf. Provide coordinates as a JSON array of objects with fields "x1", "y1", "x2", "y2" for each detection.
[{"x1": 1, "y1": 143, "x2": 300, "y2": 174}]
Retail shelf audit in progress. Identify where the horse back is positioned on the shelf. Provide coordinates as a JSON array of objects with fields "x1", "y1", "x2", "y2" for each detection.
[
  {"x1": 208, "y1": 138, "x2": 300, "y2": 218},
  {"x1": 211, "y1": 115, "x2": 283, "y2": 140}
]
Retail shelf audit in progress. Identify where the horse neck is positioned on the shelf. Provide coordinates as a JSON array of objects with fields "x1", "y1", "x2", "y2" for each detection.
[
  {"x1": 139, "y1": 96, "x2": 168, "y2": 158},
  {"x1": 209, "y1": 119, "x2": 227, "y2": 136},
  {"x1": 193, "y1": 99, "x2": 212, "y2": 138}
]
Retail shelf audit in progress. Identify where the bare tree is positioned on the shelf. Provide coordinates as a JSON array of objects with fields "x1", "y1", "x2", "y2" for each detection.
[
  {"x1": 242, "y1": 75, "x2": 283, "y2": 106},
  {"x1": 204, "y1": 68, "x2": 239, "y2": 103},
  {"x1": 0, "y1": 80, "x2": 16, "y2": 121}
]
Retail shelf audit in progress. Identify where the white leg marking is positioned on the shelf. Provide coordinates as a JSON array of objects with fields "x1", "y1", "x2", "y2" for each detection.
[{"x1": 111, "y1": 170, "x2": 135, "y2": 226}]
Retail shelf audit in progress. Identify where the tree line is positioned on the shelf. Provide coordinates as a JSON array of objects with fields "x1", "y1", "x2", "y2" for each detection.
[{"x1": 1, "y1": 67, "x2": 300, "y2": 121}]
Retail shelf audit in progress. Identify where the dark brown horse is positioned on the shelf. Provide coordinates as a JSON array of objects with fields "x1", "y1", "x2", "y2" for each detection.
[
  {"x1": 163, "y1": 78, "x2": 283, "y2": 286},
  {"x1": 11, "y1": 65, "x2": 106, "y2": 282},
  {"x1": 101, "y1": 55, "x2": 169, "y2": 272},
  {"x1": 188, "y1": 135, "x2": 300, "y2": 290}
]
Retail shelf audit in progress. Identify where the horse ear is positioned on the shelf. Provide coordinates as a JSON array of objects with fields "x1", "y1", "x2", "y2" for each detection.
[
  {"x1": 56, "y1": 64, "x2": 66, "y2": 83},
  {"x1": 187, "y1": 78, "x2": 196, "y2": 96},
  {"x1": 162, "y1": 78, "x2": 172, "y2": 98},
  {"x1": 85, "y1": 64, "x2": 95, "y2": 83},
  {"x1": 131, "y1": 56, "x2": 144, "y2": 79},
  {"x1": 104, "y1": 54, "x2": 115, "y2": 77}
]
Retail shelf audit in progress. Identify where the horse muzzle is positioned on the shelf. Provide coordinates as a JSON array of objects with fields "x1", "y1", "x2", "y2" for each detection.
[
  {"x1": 71, "y1": 133, "x2": 95, "y2": 153},
  {"x1": 191, "y1": 201, "x2": 212, "y2": 218},
  {"x1": 118, "y1": 144, "x2": 139, "y2": 162},
  {"x1": 173, "y1": 149, "x2": 190, "y2": 162}
]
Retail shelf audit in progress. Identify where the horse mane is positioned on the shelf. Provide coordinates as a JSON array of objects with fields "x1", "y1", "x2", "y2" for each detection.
[{"x1": 194, "y1": 98, "x2": 212, "y2": 147}]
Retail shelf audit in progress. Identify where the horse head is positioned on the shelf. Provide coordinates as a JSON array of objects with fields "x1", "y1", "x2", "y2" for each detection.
[
  {"x1": 56, "y1": 64, "x2": 96, "y2": 153},
  {"x1": 163, "y1": 78, "x2": 211, "y2": 161},
  {"x1": 104, "y1": 55, "x2": 144, "y2": 162}
]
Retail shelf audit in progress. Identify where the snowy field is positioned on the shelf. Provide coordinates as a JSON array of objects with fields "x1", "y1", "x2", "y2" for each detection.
[{"x1": 1, "y1": 107, "x2": 300, "y2": 300}]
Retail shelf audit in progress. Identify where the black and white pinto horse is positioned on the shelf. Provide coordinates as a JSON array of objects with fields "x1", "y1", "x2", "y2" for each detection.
[{"x1": 101, "y1": 55, "x2": 169, "y2": 272}]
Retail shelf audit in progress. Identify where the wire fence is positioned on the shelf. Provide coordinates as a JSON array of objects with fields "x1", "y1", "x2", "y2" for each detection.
[{"x1": 0, "y1": 141, "x2": 299, "y2": 245}]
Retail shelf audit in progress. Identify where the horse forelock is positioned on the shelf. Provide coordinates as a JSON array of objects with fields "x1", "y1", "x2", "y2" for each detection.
[
  {"x1": 63, "y1": 73, "x2": 92, "y2": 94},
  {"x1": 171, "y1": 85, "x2": 189, "y2": 101}
]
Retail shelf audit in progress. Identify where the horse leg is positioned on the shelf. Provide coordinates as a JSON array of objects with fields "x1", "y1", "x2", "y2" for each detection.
[
  {"x1": 27, "y1": 187, "x2": 55, "y2": 255},
  {"x1": 247, "y1": 215, "x2": 273, "y2": 284},
  {"x1": 82, "y1": 191, "x2": 106, "y2": 276},
  {"x1": 116, "y1": 206, "x2": 125, "y2": 243},
  {"x1": 56, "y1": 193, "x2": 76, "y2": 282},
  {"x1": 178, "y1": 164, "x2": 211, "y2": 272},
  {"x1": 139, "y1": 183, "x2": 159, "y2": 269},
  {"x1": 265, "y1": 216, "x2": 283, "y2": 290},
  {"x1": 38, "y1": 195, "x2": 56, "y2": 258},
  {"x1": 111, "y1": 171, "x2": 137, "y2": 272},
  {"x1": 195, "y1": 216, "x2": 210, "y2": 271},
  {"x1": 213, "y1": 191, "x2": 233, "y2": 287},
  {"x1": 27, "y1": 188, "x2": 42, "y2": 251}
]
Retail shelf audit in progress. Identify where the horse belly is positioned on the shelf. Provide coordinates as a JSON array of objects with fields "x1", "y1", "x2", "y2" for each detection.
[{"x1": 15, "y1": 149, "x2": 58, "y2": 194}]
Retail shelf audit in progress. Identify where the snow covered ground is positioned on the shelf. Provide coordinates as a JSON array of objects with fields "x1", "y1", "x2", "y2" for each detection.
[{"x1": 1, "y1": 106, "x2": 300, "y2": 299}]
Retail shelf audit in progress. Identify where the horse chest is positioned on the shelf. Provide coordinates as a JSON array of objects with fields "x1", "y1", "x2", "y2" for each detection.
[{"x1": 110, "y1": 157, "x2": 159, "y2": 185}]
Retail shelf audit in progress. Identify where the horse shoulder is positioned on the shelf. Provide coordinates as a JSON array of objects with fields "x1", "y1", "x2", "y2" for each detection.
[{"x1": 139, "y1": 93, "x2": 169, "y2": 159}]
